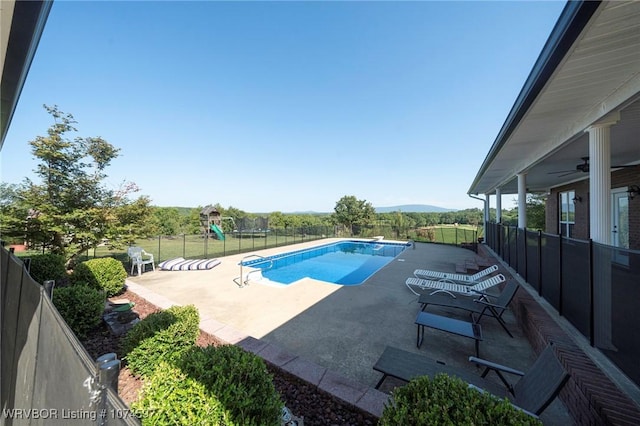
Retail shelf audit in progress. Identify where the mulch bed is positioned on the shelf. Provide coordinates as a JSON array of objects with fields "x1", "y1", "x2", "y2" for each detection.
[{"x1": 81, "y1": 290, "x2": 379, "y2": 425}]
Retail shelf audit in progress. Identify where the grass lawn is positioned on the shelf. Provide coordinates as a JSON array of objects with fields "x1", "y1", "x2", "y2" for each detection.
[
  {"x1": 410, "y1": 224, "x2": 483, "y2": 245},
  {"x1": 89, "y1": 232, "x2": 328, "y2": 263},
  {"x1": 14, "y1": 225, "x2": 482, "y2": 264}
]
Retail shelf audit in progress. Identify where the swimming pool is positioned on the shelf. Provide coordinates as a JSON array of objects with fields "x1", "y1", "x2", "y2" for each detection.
[{"x1": 241, "y1": 240, "x2": 409, "y2": 285}]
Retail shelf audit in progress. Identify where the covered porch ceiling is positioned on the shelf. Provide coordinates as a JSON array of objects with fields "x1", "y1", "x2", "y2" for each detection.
[
  {"x1": 0, "y1": 0, "x2": 52, "y2": 148},
  {"x1": 469, "y1": 0, "x2": 640, "y2": 196}
]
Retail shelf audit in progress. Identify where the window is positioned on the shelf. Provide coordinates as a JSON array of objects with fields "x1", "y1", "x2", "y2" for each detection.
[{"x1": 559, "y1": 191, "x2": 575, "y2": 237}]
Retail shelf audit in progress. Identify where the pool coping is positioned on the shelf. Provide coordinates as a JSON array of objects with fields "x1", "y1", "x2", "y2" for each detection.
[{"x1": 242, "y1": 239, "x2": 411, "y2": 285}]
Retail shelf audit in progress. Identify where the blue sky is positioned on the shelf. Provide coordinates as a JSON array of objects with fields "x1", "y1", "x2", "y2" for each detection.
[{"x1": 1, "y1": 1, "x2": 565, "y2": 213}]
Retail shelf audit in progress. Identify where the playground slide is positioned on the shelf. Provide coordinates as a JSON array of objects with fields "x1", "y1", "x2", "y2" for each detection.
[{"x1": 210, "y1": 224, "x2": 225, "y2": 240}]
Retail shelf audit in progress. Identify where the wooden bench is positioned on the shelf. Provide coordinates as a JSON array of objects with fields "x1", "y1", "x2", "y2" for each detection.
[
  {"x1": 415, "y1": 311, "x2": 483, "y2": 357},
  {"x1": 372, "y1": 346, "x2": 479, "y2": 389}
]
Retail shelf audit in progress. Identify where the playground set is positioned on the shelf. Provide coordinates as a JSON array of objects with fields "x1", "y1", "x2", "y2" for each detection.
[
  {"x1": 200, "y1": 206, "x2": 271, "y2": 239},
  {"x1": 200, "y1": 206, "x2": 225, "y2": 240}
]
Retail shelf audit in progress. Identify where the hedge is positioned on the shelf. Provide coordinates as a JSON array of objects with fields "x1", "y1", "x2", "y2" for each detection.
[
  {"x1": 72, "y1": 257, "x2": 127, "y2": 296},
  {"x1": 123, "y1": 305, "x2": 200, "y2": 377},
  {"x1": 52, "y1": 283, "x2": 105, "y2": 339},
  {"x1": 379, "y1": 374, "x2": 541, "y2": 425}
]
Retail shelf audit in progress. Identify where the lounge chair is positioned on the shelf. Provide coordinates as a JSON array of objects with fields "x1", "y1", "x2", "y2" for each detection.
[
  {"x1": 406, "y1": 273, "x2": 506, "y2": 297},
  {"x1": 418, "y1": 280, "x2": 519, "y2": 337},
  {"x1": 414, "y1": 264, "x2": 499, "y2": 283},
  {"x1": 373, "y1": 344, "x2": 569, "y2": 417}
]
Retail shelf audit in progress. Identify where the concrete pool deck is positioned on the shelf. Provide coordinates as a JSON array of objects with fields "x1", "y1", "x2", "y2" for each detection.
[{"x1": 126, "y1": 239, "x2": 572, "y2": 423}]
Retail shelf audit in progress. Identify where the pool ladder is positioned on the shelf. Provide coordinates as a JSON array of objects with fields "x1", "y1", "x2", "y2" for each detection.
[{"x1": 235, "y1": 254, "x2": 273, "y2": 288}]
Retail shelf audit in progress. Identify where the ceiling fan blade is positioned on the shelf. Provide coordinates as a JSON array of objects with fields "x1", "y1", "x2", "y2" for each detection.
[
  {"x1": 548, "y1": 170, "x2": 575, "y2": 175},
  {"x1": 548, "y1": 159, "x2": 636, "y2": 178},
  {"x1": 556, "y1": 171, "x2": 579, "y2": 178}
]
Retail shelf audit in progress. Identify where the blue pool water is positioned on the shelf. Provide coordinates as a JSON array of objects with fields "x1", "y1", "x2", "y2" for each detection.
[{"x1": 241, "y1": 240, "x2": 409, "y2": 285}]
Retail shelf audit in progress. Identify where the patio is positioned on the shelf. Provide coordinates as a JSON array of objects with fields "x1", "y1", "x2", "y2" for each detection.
[{"x1": 127, "y1": 239, "x2": 573, "y2": 423}]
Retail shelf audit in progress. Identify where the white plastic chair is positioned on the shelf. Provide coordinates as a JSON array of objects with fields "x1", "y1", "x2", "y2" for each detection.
[{"x1": 127, "y1": 246, "x2": 155, "y2": 276}]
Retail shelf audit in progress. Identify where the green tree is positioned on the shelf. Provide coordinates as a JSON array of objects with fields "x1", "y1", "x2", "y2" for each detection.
[
  {"x1": 501, "y1": 204, "x2": 518, "y2": 226},
  {"x1": 526, "y1": 193, "x2": 547, "y2": 230},
  {"x1": 389, "y1": 211, "x2": 410, "y2": 238},
  {"x1": 113, "y1": 194, "x2": 155, "y2": 245},
  {"x1": 268, "y1": 211, "x2": 287, "y2": 229},
  {"x1": 299, "y1": 214, "x2": 322, "y2": 228},
  {"x1": 224, "y1": 205, "x2": 247, "y2": 230},
  {"x1": 332, "y1": 195, "x2": 376, "y2": 236},
  {"x1": 152, "y1": 207, "x2": 181, "y2": 235},
  {"x1": 0, "y1": 183, "x2": 29, "y2": 244},
  {"x1": 424, "y1": 212, "x2": 439, "y2": 226},
  {"x1": 286, "y1": 214, "x2": 303, "y2": 230},
  {"x1": 9, "y1": 105, "x2": 151, "y2": 266},
  {"x1": 185, "y1": 207, "x2": 203, "y2": 234},
  {"x1": 407, "y1": 212, "x2": 427, "y2": 227}
]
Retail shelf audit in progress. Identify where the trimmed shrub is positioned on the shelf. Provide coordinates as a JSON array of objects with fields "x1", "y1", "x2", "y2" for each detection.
[
  {"x1": 72, "y1": 257, "x2": 127, "y2": 296},
  {"x1": 379, "y1": 374, "x2": 542, "y2": 426},
  {"x1": 121, "y1": 310, "x2": 174, "y2": 355},
  {"x1": 28, "y1": 253, "x2": 67, "y2": 284},
  {"x1": 131, "y1": 361, "x2": 232, "y2": 425},
  {"x1": 122, "y1": 304, "x2": 199, "y2": 354},
  {"x1": 53, "y1": 283, "x2": 105, "y2": 339},
  {"x1": 179, "y1": 345, "x2": 283, "y2": 426},
  {"x1": 123, "y1": 305, "x2": 200, "y2": 377}
]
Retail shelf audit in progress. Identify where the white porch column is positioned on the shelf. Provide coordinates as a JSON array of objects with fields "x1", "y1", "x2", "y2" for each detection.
[
  {"x1": 586, "y1": 113, "x2": 619, "y2": 351},
  {"x1": 484, "y1": 194, "x2": 490, "y2": 224},
  {"x1": 495, "y1": 188, "x2": 502, "y2": 223},
  {"x1": 517, "y1": 173, "x2": 527, "y2": 229},
  {"x1": 587, "y1": 124, "x2": 614, "y2": 245}
]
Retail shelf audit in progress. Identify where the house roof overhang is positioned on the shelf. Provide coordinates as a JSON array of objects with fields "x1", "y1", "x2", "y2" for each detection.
[
  {"x1": 0, "y1": 0, "x2": 52, "y2": 149},
  {"x1": 468, "y1": 0, "x2": 640, "y2": 196}
]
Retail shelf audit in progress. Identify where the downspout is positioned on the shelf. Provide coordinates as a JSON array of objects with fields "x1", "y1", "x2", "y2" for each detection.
[
  {"x1": 468, "y1": 194, "x2": 487, "y2": 215},
  {"x1": 469, "y1": 193, "x2": 488, "y2": 244}
]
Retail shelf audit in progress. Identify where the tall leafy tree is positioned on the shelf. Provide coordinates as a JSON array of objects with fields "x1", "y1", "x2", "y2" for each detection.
[
  {"x1": 268, "y1": 211, "x2": 287, "y2": 229},
  {"x1": 332, "y1": 195, "x2": 376, "y2": 236},
  {"x1": 0, "y1": 183, "x2": 29, "y2": 244},
  {"x1": 12, "y1": 105, "x2": 152, "y2": 266},
  {"x1": 526, "y1": 193, "x2": 547, "y2": 230},
  {"x1": 152, "y1": 207, "x2": 181, "y2": 235}
]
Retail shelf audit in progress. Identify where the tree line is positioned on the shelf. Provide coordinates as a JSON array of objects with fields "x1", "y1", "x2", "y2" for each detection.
[{"x1": 0, "y1": 106, "x2": 543, "y2": 267}]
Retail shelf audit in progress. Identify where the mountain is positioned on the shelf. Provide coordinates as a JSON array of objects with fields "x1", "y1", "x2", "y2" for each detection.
[
  {"x1": 157, "y1": 205, "x2": 456, "y2": 215},
  {"x1": 374, "y1": 204, "x2": 455, "y2": 213}
]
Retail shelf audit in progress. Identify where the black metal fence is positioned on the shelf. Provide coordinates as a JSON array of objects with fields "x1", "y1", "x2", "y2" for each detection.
[
  {"x1": 86, "y1": 224, "x2": 481, "y2": 264},
  {"x1": 85, "y1": 226, "x2": 335, "y2": 264},
  {"x1": 485, "y1": 222, "x2": 640, "y2": 387},
  {"x1": 1, "y1": 247, "x2": 138, "y2": 425}
]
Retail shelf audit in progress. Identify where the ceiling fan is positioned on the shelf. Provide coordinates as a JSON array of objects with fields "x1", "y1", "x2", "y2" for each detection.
[{"x1": 548, "y1": 157, "x2": 637, "y2": 178}]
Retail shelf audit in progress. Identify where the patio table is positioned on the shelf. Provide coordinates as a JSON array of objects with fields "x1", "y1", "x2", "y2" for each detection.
[{"x1": 415, "y1": 311, "x2": 483, "y2": 357}]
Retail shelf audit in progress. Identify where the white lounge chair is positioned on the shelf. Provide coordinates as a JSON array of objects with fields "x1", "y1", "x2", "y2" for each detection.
[
  {"x1": 406, "y1": 273, "x2": 506, "y2": 297},
  {"x1": 414, "y1": 264, "x2": 499, "y2": 283}
]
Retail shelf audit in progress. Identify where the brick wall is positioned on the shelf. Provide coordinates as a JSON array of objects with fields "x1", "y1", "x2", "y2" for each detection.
[
  {"x1": 479, "y1": 245, "x2": 640, "y2": 424},
  {"x1": 547, "y1": 180, "x2": 590, "y2": 239},
  {"x1": 546, "y1": 169, "x2": 640, "y2": 249},
  {"x1": 512, "y1": 288, "x2": 640, "y2": 425}
]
